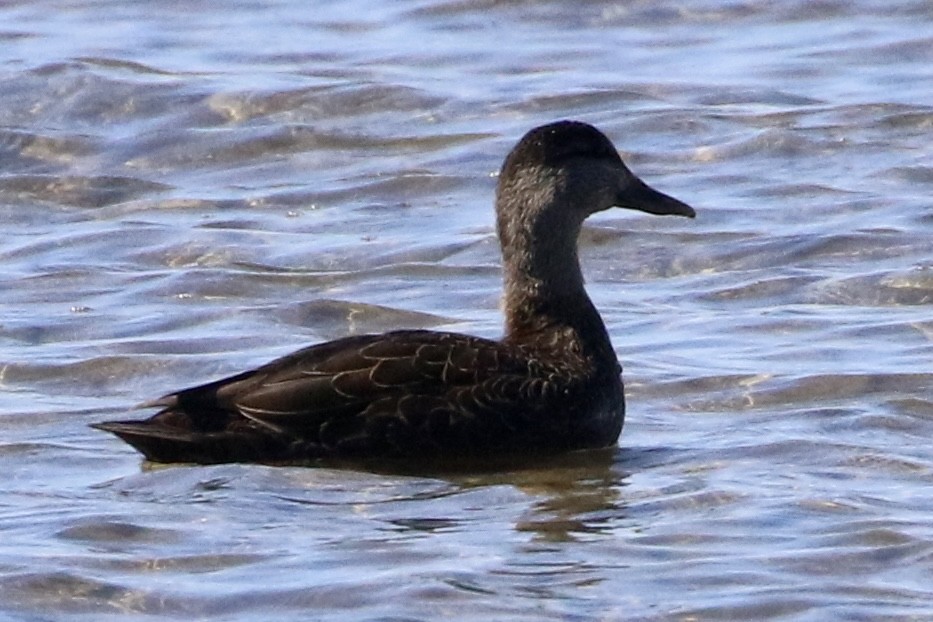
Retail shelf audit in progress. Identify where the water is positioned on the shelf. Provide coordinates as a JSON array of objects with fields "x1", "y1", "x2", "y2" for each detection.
[{"x1": 1, "y1": 0, "x2": 931, "y2": 619}]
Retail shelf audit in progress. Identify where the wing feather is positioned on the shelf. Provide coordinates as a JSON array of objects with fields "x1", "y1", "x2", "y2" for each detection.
[
  {"x1": 226, "y1": 330, "x2": 563, "y2": 453},
  {"x1": 111, "y1": 329, "x2": 587, "y2": 460}
]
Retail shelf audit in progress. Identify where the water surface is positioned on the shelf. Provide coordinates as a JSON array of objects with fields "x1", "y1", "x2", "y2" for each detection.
[{"x1": 1, "y1": 1, "x2": 931, "y2": 620}]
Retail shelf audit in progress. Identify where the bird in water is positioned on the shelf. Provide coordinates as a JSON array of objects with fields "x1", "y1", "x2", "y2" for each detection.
[{"x1": 93, "y1": 120, "x2": 695, "y2": 466}]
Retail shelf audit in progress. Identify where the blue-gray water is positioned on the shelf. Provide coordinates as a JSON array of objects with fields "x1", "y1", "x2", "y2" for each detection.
[{"x1": 1, "y1": 1, "x2": 931, "y2": 620}]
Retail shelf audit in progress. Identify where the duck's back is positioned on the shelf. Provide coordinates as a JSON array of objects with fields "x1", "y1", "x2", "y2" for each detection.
[{"x1": 93, "y1": 329, "x2": 624, "y2": 465}]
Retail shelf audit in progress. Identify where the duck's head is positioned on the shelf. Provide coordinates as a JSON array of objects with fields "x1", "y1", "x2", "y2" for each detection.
[{"x1": 496, "y1": 120, "x2": 695, "y2": 230}]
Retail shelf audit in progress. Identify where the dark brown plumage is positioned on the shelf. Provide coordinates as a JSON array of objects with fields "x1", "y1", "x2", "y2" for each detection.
[{"x1": 93, "y1": 121, "x2": 695, "y2": 465}]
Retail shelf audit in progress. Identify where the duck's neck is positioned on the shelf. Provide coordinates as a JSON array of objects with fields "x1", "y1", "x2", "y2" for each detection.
[{"x1": 497, "y1": 205, "x2": 614, "y2": 362}]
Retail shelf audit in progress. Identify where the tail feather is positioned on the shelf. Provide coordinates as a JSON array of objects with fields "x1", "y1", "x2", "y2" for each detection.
[
  {"x1": 91, "y1": 420, "x2": 291, "y2": 464},
  {"x1": 92, "y1": 421, "x2": 213, "y2": 463}
]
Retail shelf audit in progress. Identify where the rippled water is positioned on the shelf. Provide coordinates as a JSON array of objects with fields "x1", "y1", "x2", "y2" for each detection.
[{"x1": 2, "y1": 1, "x2": 932, "y2": 620}]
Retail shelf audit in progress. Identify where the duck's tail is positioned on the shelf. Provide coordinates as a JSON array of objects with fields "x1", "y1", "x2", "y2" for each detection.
[{"x1": 91, "y1": 417, "x2": 291, "y2": 465}]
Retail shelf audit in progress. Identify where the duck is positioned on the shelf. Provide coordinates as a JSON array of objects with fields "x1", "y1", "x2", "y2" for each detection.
[{"x1": 93, "y1": 120, "x2": 695, "y2": 465}]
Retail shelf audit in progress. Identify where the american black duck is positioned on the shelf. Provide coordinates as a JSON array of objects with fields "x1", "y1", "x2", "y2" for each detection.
[{"x1": 93, "y1": 120, "x2": 695, "y2": 465}]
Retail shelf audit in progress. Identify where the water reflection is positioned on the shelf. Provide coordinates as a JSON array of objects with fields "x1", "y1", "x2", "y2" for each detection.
[
  {"x1": 515, "y1": 471, "x2": 627, "y2": 543},
  {"x1": 344, "y1": 448, "x2": 630, "y2": 543}
]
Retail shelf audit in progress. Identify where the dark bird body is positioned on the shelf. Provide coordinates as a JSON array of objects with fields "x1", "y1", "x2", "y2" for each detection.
[{"x1": 94, "y1": 121, "x2": 695, "y2": 465}]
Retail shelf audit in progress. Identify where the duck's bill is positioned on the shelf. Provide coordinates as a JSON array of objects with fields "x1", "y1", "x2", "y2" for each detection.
[{"x1": 617, "y1": 177, "x2": 696, "y2": 218}]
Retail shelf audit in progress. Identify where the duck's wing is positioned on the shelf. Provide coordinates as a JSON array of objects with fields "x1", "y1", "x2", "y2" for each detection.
[{"x1": 94, "y1": 329, "x2": 564, "y2": 463}]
